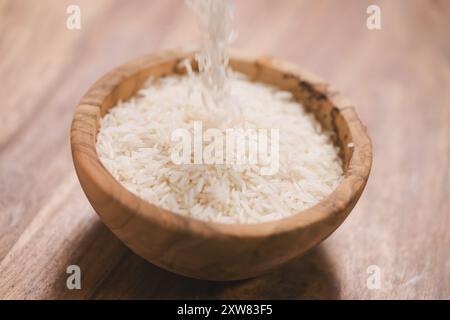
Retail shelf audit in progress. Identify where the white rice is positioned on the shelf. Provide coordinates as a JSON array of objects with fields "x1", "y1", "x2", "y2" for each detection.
[{"x1": 96, "y1": 70, "x2": 343, "y2": 224}]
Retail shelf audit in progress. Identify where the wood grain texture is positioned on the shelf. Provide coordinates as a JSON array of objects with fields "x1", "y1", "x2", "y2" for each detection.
[
  {"x1": 0, "y1": 0, "x2": 449, "y2": 298},
  {"x1": 71, "y1": 50, "x2": 372, "y2": 281}
]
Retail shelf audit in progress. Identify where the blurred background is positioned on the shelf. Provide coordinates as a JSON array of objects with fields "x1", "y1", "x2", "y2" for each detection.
[{"x1": 0, "y1": 0, "x2": 449, "y2": 299}]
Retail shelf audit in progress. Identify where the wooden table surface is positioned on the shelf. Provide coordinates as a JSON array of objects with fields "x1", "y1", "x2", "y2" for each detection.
[{"x1": 0, "y1": 0, "x2": 449, "y2": 300}]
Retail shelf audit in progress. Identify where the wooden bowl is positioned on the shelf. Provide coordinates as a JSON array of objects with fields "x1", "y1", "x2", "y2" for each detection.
[{"x1": 71, "y1": 50, "x2": 372, "y2": 281}]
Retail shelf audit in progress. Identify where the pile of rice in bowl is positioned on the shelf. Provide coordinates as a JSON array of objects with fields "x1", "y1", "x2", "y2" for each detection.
[{"x1": 96, "y1": 68, "x2": 343, "y2": 224}]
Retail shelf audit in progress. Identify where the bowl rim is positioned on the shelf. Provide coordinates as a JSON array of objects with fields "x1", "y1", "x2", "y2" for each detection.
[{"x1": 71, "y1": 49, "x2": 373, "y2": 239}]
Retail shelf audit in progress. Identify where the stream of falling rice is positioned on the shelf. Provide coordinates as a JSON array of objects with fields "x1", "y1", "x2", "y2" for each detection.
[{"x1": 186, "y1": 0, "x2": 236, "y2": 108}]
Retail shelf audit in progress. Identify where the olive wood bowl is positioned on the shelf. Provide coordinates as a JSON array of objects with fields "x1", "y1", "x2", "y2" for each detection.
[{"x1": 70, "y1": 50, "x2": 372, "y2": 281}]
